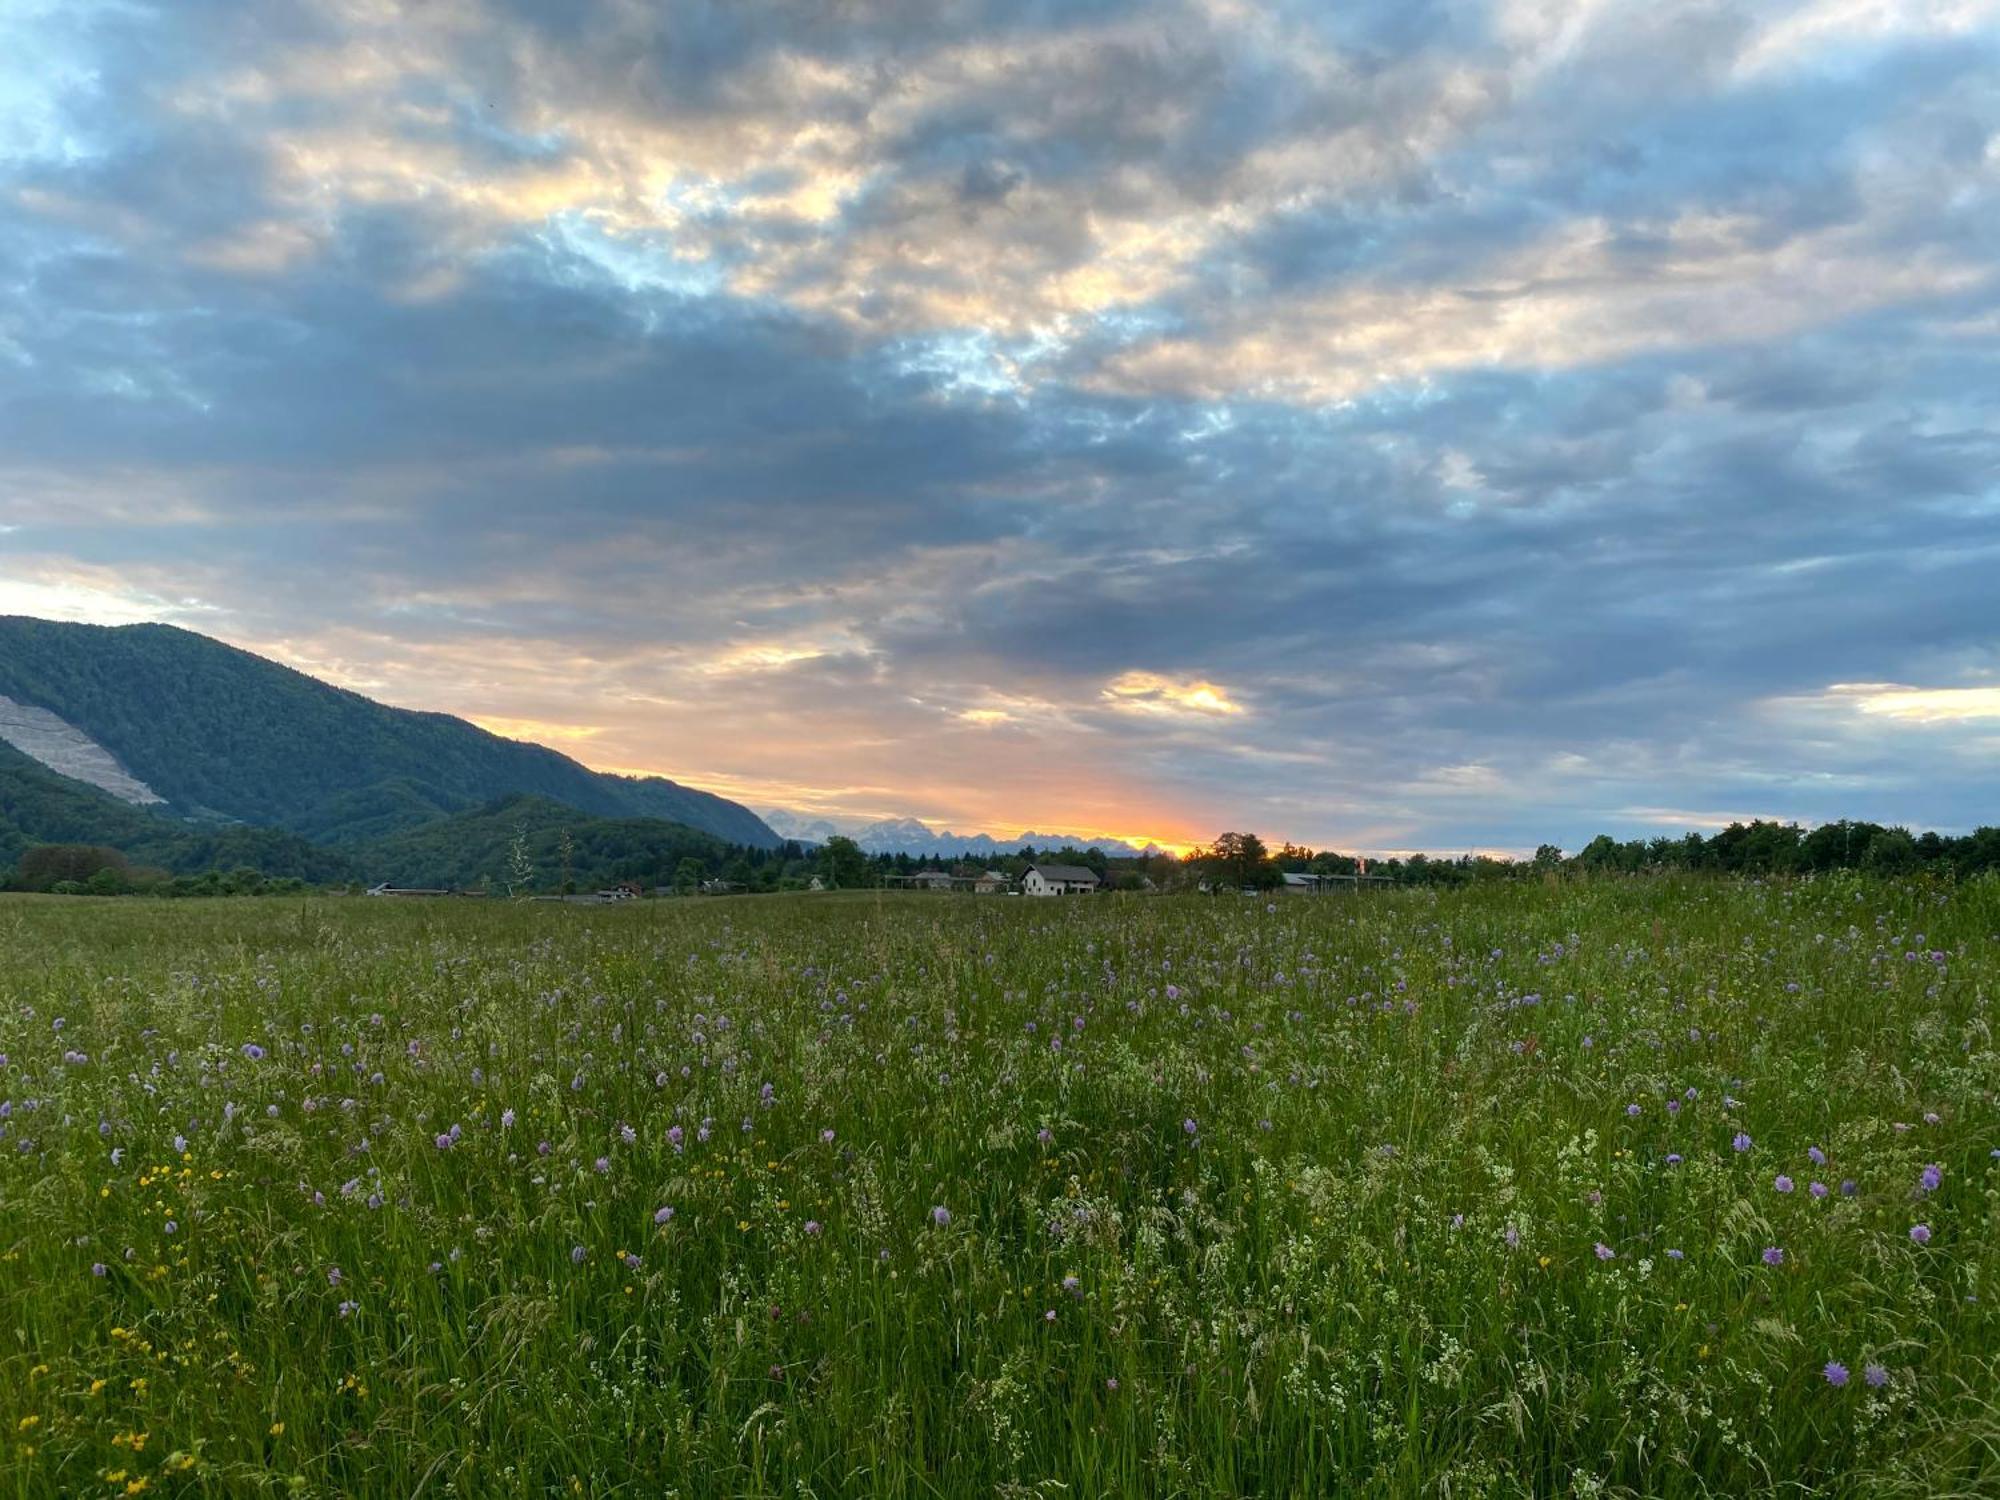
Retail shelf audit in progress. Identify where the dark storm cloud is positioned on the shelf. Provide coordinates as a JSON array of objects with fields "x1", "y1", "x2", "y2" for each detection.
[{"x1": 0, "y1": 0, "x2": 1996, "y2": 849}]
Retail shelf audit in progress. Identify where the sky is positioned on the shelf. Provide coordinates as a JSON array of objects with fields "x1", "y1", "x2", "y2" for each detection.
[{"x1": 0, "y1": 0, "x2": 1996, "y2": 856}]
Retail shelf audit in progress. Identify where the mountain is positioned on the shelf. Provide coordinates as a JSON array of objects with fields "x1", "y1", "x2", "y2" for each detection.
[
  {"x1": 762, "y1": 807, "x2": 1163, "y2": 859},
  {"x1": 355, "y1": 793, "x2": 735, "y2": 890},
  {"x1": 0, "y1": 617, "x2": 778, "y2": 848},
  {"x1": 0, "y1": 737, "x2": 358, "y2": 882}
]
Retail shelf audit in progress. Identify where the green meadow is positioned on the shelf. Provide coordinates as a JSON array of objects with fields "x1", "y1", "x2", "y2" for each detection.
[{"x1": 1, "y1": 880, "x2": 1995, "y2": 1497}]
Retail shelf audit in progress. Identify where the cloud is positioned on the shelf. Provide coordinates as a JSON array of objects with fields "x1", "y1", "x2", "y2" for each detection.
[
  {"x1": 1820, "y1": 683, "x2": 2000, "y2": 723},
  {"x1": 0, "y1": 0, "x2": 1995, "y2": 850}
]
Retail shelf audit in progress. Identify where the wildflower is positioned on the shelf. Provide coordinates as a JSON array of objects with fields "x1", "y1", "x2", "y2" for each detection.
[
  {"x1": 1105, "y1": 1377, "x2": 1119, "y2": 1390},
  {"x1": 337, "y1": 1300, "x2": 358, "y2": 1318},
  {"x1": 619, "y1": 1124, "x2": 636, "y2": 1146},
  {"x1": 434, "y1": 1133, "x2": 453, "y2": 1151},
  {"x1": 92, "y1": 1262, "x2": 107, "y2": 1277},
  {"x1": 1919, "y1": 1164, "x2": 1942, "y2": 1193},
  {"x1": 1594, "y1": 1242, "x2": 1615, "y2": 1261},
  {"x1": 500, "y1": 1108, "x2": 516, "y2": 1129},
  {"x1": 931, "y1": 1205, "x2": 951, "y2": 1227},
  {"x1": 241, "y1": 1044, "x2": 265, "y2": 1061},
  {"x1": 653, "y1": 1206, "x2": 675, "y2": 1225},
  {"x1": 1864, "y1": 1363, "x2": 1889, "y2": 1388},
  {"x1": 1824, "y1": 1361, "x2": 1849, "y2": 1387},
  {"x1": 1666, "y1": 1152, "x2": 1683, "y2": 1165},
  {"x1": 327, "y1": 1266, "x2": 342, "y2": 1286},
  {"x1": 570, "y1": 1246, "x2": 587, "y2": 1264},
  {"x1": 1733, "y1": 1132, "x2": 1753, "y2": 1153},
  {"x1": 804, "y1": 1220, "x2": 822, "y2": 1236},
  {"x1": 1761, "y1": 1246, "x2": 1785, "y2": 1267},
  {"x1": 1182, "y1": 1118, "x2": 1198, "y2": 1136},
  {"x1": 1626, "y1": 1103, "x2": 1641, "y2": 1117},
  {"x1": 1774, "y1": 1175, "x2": 1794, "y2": 1193},
  {"x1": 1909, "y1": 1224, "x2": 1931, "y2": 1245},
  {"x1": 1666, "y1": 1248, "x2": 1684, "y2": 1260},
  {"x1": 667, "y1": 1126, "x2": 684, "y2": 1151},
  {"x1": 1044, "y1": 1308, "x2": 1057, "y2": 1322},
  {"x1": 1809, "y1": 1181, "x2": 1829, "y2": 1198},
  {"x1": 1808, "y1": 1145, "x2": 1827, "y2": 1166}
]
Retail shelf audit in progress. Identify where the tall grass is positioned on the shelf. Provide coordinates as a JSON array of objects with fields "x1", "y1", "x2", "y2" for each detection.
[{"x1": 1, "y1": 877, "x2": 1995, "y2": 1496}]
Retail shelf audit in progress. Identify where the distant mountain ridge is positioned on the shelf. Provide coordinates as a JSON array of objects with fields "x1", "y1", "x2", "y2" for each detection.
[
  {"x1": 0, "y1": 616, "x2": 779, "y2": 850},
  {"x1": 762, "y1": 808, "x2": 1163, "y2": 859}
]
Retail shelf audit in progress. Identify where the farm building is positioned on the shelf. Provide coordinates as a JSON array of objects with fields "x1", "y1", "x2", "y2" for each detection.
[
  {"x1": 973, "y1": 870, "x2": 1011, "y2": 893},
  {"x1": 1021, "y1": 861, "x2": 1099, "y2": 896}
]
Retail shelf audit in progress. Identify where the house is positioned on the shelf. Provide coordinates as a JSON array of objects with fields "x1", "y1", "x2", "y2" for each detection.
[
  {"x1": 1021, "y1": 861, "x2": 1100, "y2": 896},
  {"x1": 909, "y1": 869, "x2": 956, "y2": 890},
  {"x1": 1280, "y1": 872, "x2": 1328, "y2": 894},
  {"x1": 973, "y1": 870, "x2": 1011, "y2": 893}
]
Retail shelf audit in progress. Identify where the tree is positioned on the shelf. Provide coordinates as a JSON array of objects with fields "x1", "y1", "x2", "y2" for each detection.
[
  {"x1": 1202, "y1": 831, "x2": 1277, "y2": 890},
  {"x1": 818, "y1": 835, "x2": 868, "y2": 890},
  {"x1": 16, "y1": 844, "x2": 130, "y2": 892},
  {"x1": 672, "y1": 857, "x2": 705, "y2": 894}
]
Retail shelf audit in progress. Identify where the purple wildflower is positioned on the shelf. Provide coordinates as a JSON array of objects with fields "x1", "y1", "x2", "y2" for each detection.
[
  {"x1": 930, "y1": 1205, "x2": 951, "y2": 1227},
  {"x1": 1594, "y1": 1242, "x2": 1615, "y2": 1261},
  {"x1": 653, "y1": 1206, "x2": 675, "y2": 1225},
  {"x1": 1808, "y1": 1145, "x2": 1827, "y2": 1166},
  {"x1": 1761, "y1": 1246, "x2": 1785, "y2": 1267},
  {"x1": 435, "y1": 1133, "x2": 453, "y2": 1151},
  {"x1": 570, "y1": 1245, "x2": 586, "y2": 1264},
  {"x1": 1824, "y1": 1361, "x2": 1849, "y2": 1387},
  {"x1": 1733, "y1": 1132, "x2": 1753, "y2": 1153},
  {"x1": 804, "y1": 1220, "x2": 822, "y2": 1236},
  {"x1": 1919, "y1": 1164, "x2": 1941, "y2": 1193},
  {"x1": 1909, "y1": 1224, "x2": 1931, "y2": 1245},
  {"x1": 1809, "y1": 1181, "x2": 1829, "y2": 1198},
  {"x1": 1864, "y1": 1363, "x2": 1889, "y2": 1388},
  {"x1": 1775, "y1": 1174, "x2": 1795, "y2": 1193},
  {"x1": 241, "y1": 1044, "x2": 265, "y2": 1061}
]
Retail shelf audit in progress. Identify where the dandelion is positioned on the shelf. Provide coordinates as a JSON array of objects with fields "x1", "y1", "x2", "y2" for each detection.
[{"x1": 1824, "y1": 1361, "x2": 1850, "y2": 1387}]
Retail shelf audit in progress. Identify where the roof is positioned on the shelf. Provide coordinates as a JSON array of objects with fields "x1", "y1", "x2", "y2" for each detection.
[
  {"x1": 1029, "y1": 862, "x2": 1099, "y2": 883},
  {"x1": 1281, "y1": 872, "x2": 1322, "y2": 886}
]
